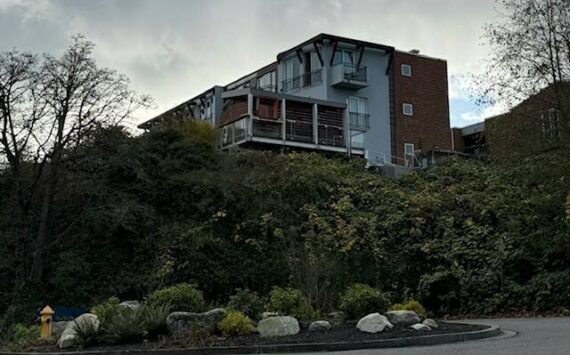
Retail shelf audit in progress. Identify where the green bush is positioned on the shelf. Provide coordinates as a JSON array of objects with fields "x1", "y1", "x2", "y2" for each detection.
[
  {"x1": 266, "y1": 287, "x2": 317, "y2": 321},
  {"x1": 141, "y1": 303, "x2": 170, "y2": 338},
  {"x1": 228, "y1": 289, "x2": 265, "y2": 320},
  {"x1": 217, "y1": 311, "x2": 254, "y2": 337},
  {"x1": 147, "y1": 283, "x2": 205, "y2": 312},
  {"x1": 12, "y1": 323, "x2": 39, "y2": 343},
  {"x1": 73, "y1": 318, "x2": 101, "y2": 346},
  {"x1": 339, "y1": 284, "x2": 390, "y2": 319},
  {"x1": 390, "y1": 300, "x2": 426, "y2": 318},
  {"x1": 105, "y1": 308, "x2": 145, "y2": 344},
  {"x1": 91, "y1": 297, "x2": 122, "y2": 327}
]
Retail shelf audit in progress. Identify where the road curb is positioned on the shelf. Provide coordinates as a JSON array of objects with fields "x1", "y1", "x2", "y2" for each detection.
[{"x1": 3, "y1": 324, "x2": 502, "y2": 355}]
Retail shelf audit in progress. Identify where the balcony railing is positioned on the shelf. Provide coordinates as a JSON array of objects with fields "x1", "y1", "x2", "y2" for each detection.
[
  {"x1": 282, "y1": 69, "x2": 323, "y2": 92},
  {"x1": 331, "y1": 64, "x2": 368, "y2": 89},
  {"x1": 343, "y1": 64, "x2": 367, "y2": 81},
  {"x1": 349, "y1": 112, "x2": 370, "y2": 130}
]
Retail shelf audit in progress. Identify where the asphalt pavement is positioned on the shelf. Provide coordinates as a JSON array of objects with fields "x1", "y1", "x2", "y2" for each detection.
[{"x1": 298, "y1": 317, "x2": 570, "y2": 355}]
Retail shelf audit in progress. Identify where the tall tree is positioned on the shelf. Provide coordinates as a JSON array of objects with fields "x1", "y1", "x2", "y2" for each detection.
[
  {"x1": 481, "y1": 0, "x2": 570, "y2": 107},
  {"x1": 0, "y1": 35, "x2": 151, "y2": 286}
]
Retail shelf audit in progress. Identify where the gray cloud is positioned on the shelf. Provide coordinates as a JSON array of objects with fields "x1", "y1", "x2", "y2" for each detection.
[{"x1": 0, "y1": 0, "x2": 497, "y2": 126}]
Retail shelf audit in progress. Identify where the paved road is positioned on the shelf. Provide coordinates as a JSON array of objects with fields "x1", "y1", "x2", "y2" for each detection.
[{"x1": 299, "y1": 318, "x2": 570, "y2": 355}]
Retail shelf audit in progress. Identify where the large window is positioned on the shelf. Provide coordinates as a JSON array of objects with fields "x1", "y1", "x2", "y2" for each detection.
[
  {"x1": 348, "y1": 96, "x2": 369, "y2": 130},
  {"x1": 333, "y1": 49, "x2": 354, "y2": 66},
  {"x1": 283, "y1": 57, "x2": 299, "y2": 91},
  {"x1": 257, "y1": 70, "x2": 276, "y2": 92},
  {"x1": 349, "y1": 96, "x2": 368, "y2": 114}
]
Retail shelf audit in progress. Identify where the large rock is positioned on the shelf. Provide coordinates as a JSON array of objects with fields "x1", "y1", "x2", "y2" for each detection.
[
  {"x1": 308, "y1": 320, "x2": 331, "y2": 331},
  {"x1": 411, "y1": 323, "x2": 431, "y2": 331},
  {"x1": 119, "y1": 300, "x2": 141, "y2": 310},
  {"x1": 57, "y1": 313, "x2": 99, "y2": 349},
  {"x1": 385, "y1": 310, "x2": 420, "y2": 326},
  {"x1": 327, "y1": 311, "x2": 345, "y2": 326},
  {"x1": 356, "y1": 313, "x2": 393, "y2": 334},
  {"x1": 257, "y1": 316, "x2": 300, "y2": 337},
  {"x1": 166, "y1": 308, "x2": 226, "y2": 336},
  {"x1": 52, "y1": 321, "x2": 70, "y2": 339},
  {"x1": 422, "y1": 318, "x2": 438, "y2": 329},
  {"x1": 262, "y1": 311, "x2": 279, "y2": 319}
]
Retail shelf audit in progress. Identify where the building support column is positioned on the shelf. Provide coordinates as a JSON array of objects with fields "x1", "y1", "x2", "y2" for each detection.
[
  {"x1": 313, "y1": 103, "x2": 319, "y2": 145},
  {"x1": 281, "y1": 98, "x2": 287, "y2": 142},
  {"x1": 247, "y1": 93, "x2": 254, "y2": 138},
  {"x1": 344, "y1": 106, "x2": 351, "y2": 155}
]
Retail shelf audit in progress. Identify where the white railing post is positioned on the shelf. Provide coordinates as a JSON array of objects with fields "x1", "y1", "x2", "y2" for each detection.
[
  {"x1": 313, "y1": 103, "x2": 318, "y2": 145},
  {"x1": 281, "y1": 98, "x2": 287, "y2": 142}
]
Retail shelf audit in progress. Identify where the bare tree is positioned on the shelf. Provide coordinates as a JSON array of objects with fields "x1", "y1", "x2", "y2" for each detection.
[
  {"x1": 480, "y1": 0, "x2": 570, "y2": 107},
  {"x1": 0, "y1": 35, "x2": 151, "y2": 285},
  {"x1": 473, "y1": 0, "x2": 570, "y2": 158}
]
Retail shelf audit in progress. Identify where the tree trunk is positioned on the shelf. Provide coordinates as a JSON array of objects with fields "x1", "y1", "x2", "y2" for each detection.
[{"x1": 29, "y1": 167, "x2": 57, "y2": 285}]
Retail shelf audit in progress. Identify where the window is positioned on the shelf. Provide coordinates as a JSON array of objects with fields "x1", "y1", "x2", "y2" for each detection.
[
  {"x1": 283, "y1": 57, "x2": 299, "y2": 91},
  {"x1": 333, "y1": 49, "x2": 354, "y2": 66},
  {"x1": 404, "y1": 143, "x2": 415, "y2": 155},
  {"x1": 404, "y1": 143, "x2": 415, "y2": 167},
  {"x1": 403, "y1": 103, "x2": 413, "y2": 116},
  {"x1": 351, "y1": 132, "x2": 365, "y2": 149},
  {"x1": 348, "y1": 96, "x2": 368, "y2": 114},
  {"x1": 401, "y1": 64, "x2": 411, "y2": 76},
  {"x1": 283, "y1": 58, "x2": 297, "y2": 81},
  {"x1": 257, "y1": 70, "x2": 276, "y2": 92}
]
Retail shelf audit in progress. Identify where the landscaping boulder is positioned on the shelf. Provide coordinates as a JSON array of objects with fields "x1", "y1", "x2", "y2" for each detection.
[
  {"x1": 356, "y1": 313, "x2": 393, "y2": 334},
  {"x1": 57, "y1": 313, "x2": 99, "y2": 349},
  {"x1": 411, "y1": 323, "x2": 431, "y2": 331},
  {"x1": 262, "y1": 311, "x2": 279, "y2": 319},
  {"x1": 385, "y1": 310, "x2": 420, "y2": 326},
  {"x1": 52, "y1": 321, "x2": 70, "y2": 339},
  {"x1": 327, "y1": 311, "x2": 345, "y2": 326},
  {"x1": 308, "y1": 320, "x2": 331, "y2": 331},
  {"x1": 119, "y1": 300, "x2": 141, "y2": 310},
  {"x1": 166, "y1": 308, "x2": 226, "y2": 336},
  {"x1": 422, "y1": 318, "x2": 438, "y2": 328},
  {"x1": 257, "y1": 316, "x2": 300, "y2": 337}
]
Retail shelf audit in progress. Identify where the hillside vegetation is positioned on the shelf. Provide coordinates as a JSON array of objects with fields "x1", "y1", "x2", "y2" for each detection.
[{"x1": 1, "y1": 121, "x2": 569, "y2": 328}]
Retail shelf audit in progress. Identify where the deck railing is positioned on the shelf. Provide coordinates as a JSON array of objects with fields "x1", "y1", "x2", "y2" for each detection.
[{"x1": 282, "y1": 69, "x2": 323, "y2": 92}]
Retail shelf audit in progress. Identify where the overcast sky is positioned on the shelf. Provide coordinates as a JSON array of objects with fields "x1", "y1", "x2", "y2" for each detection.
[{"x1": 0, "y1": 0, "x2": 504, "y2": 129}]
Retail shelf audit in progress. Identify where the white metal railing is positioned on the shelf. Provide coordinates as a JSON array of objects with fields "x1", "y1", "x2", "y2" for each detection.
[{"x1": 365, "y1": 150, "x2": 422, "y2": 168}]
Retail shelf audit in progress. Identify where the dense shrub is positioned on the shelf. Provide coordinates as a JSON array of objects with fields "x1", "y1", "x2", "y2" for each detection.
[
  {"x1": 339, "y1": 284, "x2": 390, "y2": 319},
  {"x1": 147, "y1": 284, "x2": 205, "y2": 312},
  {"x1": 141, "y1": 303, "x2": 170, "y2": 338},
  {"x1": 1, "y1": 119, "x2": 570, "y2": 325},
  {"x1": 217, "y1": 311, "x2": 254, "y2": 337},
  {"x1": 390, "y1": 300, "x2": 426, "y2": 318},
  {"x1": 105, "y1": 308, "x2": 145, "y2": 344},
  {"x1": 91, "y1": 297, "x2": 122, "y2": 327},
  {"x1": 227, "y1": 289, "x2": 265, "y2": 321},
  {"x1": 266, "y1": 287, "x2": 317, "y2": 321}
]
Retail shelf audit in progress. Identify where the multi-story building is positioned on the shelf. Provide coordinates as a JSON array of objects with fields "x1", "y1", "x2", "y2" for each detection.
[{"x1": 139, "y1": 34, "x2": 453, "y2": 167}]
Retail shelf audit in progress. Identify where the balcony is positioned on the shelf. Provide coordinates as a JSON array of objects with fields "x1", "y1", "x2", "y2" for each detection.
[
  {"x1": 331, "y1": 64, "x2": 368, "y2": 89},
  {"x1": 282, "y1": 69, "x2": 323, "y2": 92},
  {"x1": 219, "y1": 88, "x2": 363, "y2": 155},
  {"x1": 349, "y1": 112, "x2": 370, "y2": 131}
]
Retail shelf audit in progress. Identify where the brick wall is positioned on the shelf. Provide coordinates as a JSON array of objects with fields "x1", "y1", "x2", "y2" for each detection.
[{"x1": 391, "y1": 51, "x2": 451, "y2": 161}]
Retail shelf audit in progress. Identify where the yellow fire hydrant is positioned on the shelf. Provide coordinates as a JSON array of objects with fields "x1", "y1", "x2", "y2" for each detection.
[{"x1": 39, "y1": 305, "x2": 55, "y2": 339}]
